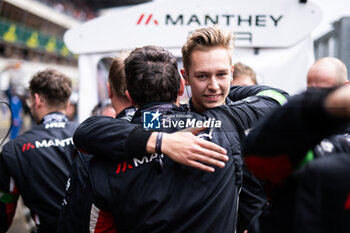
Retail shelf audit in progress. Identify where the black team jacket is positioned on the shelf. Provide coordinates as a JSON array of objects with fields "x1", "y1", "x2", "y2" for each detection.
[
  {"x1": 0, "y1": 112, "x2": 78, "y2": 233},
  {"x1": 73, "y1": 85, "x2": 288, "y2": 232},
  {"x1": 243, "y1": 88, "x2": 350, "y2": 233}
]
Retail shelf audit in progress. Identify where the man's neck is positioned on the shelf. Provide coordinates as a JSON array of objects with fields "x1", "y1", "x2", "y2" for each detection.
[
  {"x1": 37, "y1": 108, "x2": 66, "y2": 123},
  {"x1": 175, "y1": 97, "x2": 181, "y2": 107},
  {"x1": 112, "y1": 98, "x2": 132, "y2": 116}
]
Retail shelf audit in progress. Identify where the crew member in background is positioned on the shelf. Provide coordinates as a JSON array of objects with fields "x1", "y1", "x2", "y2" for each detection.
[
  {"x1": 0, "y1": 69, "x2": 78, "y2": 232},
  {"x1": 91, "y1": 99, "x2": 116, "y2": 117},
  {"x1": 66, "y1": 91, "x2": 78, "y2": 122},
  {"x1": 58, "y1": 57, "x2": 135, "y2": 233},
  {"x1": 231, "y1": 62, "x2": 257, "y2": 86},
  {"x1": 306, "y1": 57, "x2": 350, "y2": 156},
  {"x1": 240, "y1": 57, "x2": 350, "y2": 233},
  {"x1": 307, "y1": 57, "x2": 349, "y2": 88},
  {"x1": 7, "y1": 85, "x2": 23, "y2": 139},
  {"x1": 243, "y1": 86, "x2": 350, "y2": 233}
]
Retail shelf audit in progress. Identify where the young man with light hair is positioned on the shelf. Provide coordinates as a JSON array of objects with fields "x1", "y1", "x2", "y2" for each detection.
[{"x1": 181, "y1": 26, "x2": 235, "y2": 112}]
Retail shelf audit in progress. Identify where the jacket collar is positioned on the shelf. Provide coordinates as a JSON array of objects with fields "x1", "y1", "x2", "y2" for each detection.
[
  {"x1": 132, "y1": 102, "x2": 180, "y2": 123},
  {"x1": 115, "y1": 106, "x2": 137, "y2": 121},
  {"x1": 188, "y1": 98, "x2": 231, "y2": 114},
  {"x1": 40, "y1": 112, "x2": 68, "y2": 125}
]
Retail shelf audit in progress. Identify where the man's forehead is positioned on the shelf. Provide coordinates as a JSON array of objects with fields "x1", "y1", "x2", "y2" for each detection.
[
  {"x1": 192, "y1": 67, "x2": 230, "y2": 74},
  {"x1": 190, "y1": 47, "x2": 230, "y2": 57},
  {"x1": 188, "y1": 49, "x2": 231, "y2": 72},
  {"x1": 307, "y1": 74, "x2": 337, "y2": 88}
]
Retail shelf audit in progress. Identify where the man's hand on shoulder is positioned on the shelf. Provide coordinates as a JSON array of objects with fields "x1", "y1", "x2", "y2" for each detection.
[{"x1": 147, "y1": 129, "x2": 228, "y2": 173}]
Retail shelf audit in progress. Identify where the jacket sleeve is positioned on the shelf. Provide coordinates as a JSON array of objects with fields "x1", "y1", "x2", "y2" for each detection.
[
  {"x1": 228, "y1": 85, "x2": 289, "y2": 105},
  {"x1": 313, "y1": 133, "x2": 350, "y2": 157},
  {"x1": 292, "y1": 162, "x2": 323, "y2": 233},
  {"x1": 58, "y1": 152, "x2": 93, "y2": 233},
  {"x1": 73, "y1": 116, "x2": 152, "y2": 161},
  {"x1": 214, "y1": 86, "x2": 288, "y2": 232},
  {"x1": 243, "y1": 88, "x2": 350, "y2": 183},
  {"x1": 222, "y1": 85, "x2": 289, "y2": 133},
  {"x1": 0, "y1": 152, "x2": 19, "y2": 232},
  {"x1": 237, "y1": 165, "x2": 267, "y2": 233}
]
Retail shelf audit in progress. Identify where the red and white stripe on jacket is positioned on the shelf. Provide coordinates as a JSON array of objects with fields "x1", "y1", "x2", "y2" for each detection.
[{"x1": 90, "y1": 204, "x2": 117, "y2": 233}]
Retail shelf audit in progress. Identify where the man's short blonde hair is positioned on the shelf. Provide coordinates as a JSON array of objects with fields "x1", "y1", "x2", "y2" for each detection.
[
  {"x1": 181, "y1": 26, "x2": 234, "y2": 71},
  {"x1": 233, "y1": 62, "x2": 257, "y2": 84}
]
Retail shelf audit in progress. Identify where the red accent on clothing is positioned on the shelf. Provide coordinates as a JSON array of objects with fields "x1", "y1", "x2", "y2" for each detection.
[
  {"x1": 344, "y1": 193, "x2": 350, "y2": 210},
  {"x1": 6, "y1": 180, "x2": 19, "y2": 226},
  {"x1": 11, "y1": 183, "x2": 19, "y2": 195},
  {"x1": 122, "y1": 162, "x2": 127, "y2": 172},
  {"x1": 76, "y1": 148, "x2": 91, "y2": 155},
  {"x1": 244, "y1": 154, "x2": 293, "y2": 185},
  {"x1": 116, "y1": 164, "x2": 121, "y2": 174},
  {"x1": 116, "y1": 162, "x2": 132, "y2": 174},
  {"x1": 94, "y1": 210, "x2": 117, "y2": 233},
  {"x1": 6, "y1": 202, "x2": 17, "y2": 227}
]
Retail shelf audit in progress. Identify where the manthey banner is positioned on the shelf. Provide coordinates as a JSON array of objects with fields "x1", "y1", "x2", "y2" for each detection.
[{"x1": 64, "y1": 0, "x2": 322, "y2": 54}]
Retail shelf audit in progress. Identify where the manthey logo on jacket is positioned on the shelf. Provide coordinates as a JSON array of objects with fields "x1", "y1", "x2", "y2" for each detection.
[
  {"x1": 115, "y1": 153, "x2": 164, "y2": 174},
  {"x1": 22, "y1": 137, "x2": 74, "y2": 151},
  {"x1": 115, "y1": 127, "x2": 214, "y2": 175}
]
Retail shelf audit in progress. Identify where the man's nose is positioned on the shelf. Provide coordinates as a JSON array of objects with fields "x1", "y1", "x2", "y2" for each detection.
[{"x1": 208, "y1": 77, "x2": 220, "y2": 90}]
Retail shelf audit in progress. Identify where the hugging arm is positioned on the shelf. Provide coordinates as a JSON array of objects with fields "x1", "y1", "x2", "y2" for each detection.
[
  {"x1": 243, "y1": 87, "x2": 350, "y2": 183},
  {"x1": 73, "y1": 116, "x2": 228, "y2": 171}
]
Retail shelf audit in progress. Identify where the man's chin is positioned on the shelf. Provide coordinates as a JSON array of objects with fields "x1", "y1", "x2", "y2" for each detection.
[{"x1": 204, "y1": 102, "x2": 222, "y2": 109}]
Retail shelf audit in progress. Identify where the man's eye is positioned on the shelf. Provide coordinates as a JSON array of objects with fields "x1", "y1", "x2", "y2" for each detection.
[
  {"x1": 197, "y1": 75, "x2": 207, "y2": 79},
  {"x1": 217, "y1": 73, "x2": 228, "y2": 77}
]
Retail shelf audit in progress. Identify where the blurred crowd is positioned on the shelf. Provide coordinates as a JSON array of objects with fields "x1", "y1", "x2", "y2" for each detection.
[{"x1": 37, "y1": 0, "x2": 96, "y2": 21}]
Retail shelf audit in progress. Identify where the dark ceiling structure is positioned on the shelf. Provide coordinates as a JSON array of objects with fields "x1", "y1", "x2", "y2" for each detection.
[
  {"x1": 83, "y1": 0, "x2": 307, "y2": 10},
  {"x1": 84, "y1": 0, "x2": 152, "y2": 10}
]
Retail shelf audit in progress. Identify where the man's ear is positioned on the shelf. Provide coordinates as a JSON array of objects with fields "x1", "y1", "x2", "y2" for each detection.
[
  {"x1": 178, "y1": 77, "x2": 185, "y2": 96},
  {"x1": 66, "y1": 100, "x2": 71, "y2": 108},
  {"x1": 125, "y1": 90, "x2": 136, "y2": 106},
  {"x1": 107, "y1": 82, "x2": 113, "y2": 98},
  {"x1": 34, "y1": 93, "x2": 43, "y2": 108},
  {"x1": 180, "y1": 69, "x2": 190, "y2": 86}
]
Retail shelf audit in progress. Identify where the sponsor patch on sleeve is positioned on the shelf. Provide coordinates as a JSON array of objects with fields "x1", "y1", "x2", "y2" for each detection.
[{"x1": 256, "y1": 90, "x2": 287, "y2": 105}]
